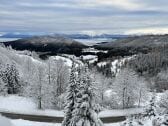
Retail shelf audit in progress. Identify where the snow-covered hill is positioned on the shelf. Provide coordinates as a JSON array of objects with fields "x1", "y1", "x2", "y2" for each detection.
[{"x1": 2, "y1": 36, "x2": 87, "y2": 58}]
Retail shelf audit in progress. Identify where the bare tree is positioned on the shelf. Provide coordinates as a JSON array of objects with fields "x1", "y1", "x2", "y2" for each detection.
[{"x1": 112, "y1": 68, "x2": 148, "y2": 109}]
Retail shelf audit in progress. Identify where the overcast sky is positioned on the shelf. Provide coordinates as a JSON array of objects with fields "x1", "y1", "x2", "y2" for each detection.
[{"x1": 1, "y1": 0, "x2": 168, "y2": 35}]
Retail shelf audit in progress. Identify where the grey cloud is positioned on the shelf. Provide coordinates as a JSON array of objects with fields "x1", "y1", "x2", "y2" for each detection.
[{"x1": 0, "y1": 0, "x2": 168, "y2": 34}]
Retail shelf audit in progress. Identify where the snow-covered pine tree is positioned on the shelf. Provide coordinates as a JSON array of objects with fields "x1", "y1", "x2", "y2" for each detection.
[
  {"x1": 0, "y1": 77, "x2": 8, "y2": 96},
  {"x1": 143, "y1": 95, "x2": 157, "y2": 118},
  {"x1": 0, "y1": 65, "x2": 8, "y2": 96},
  {"x1": 62, "y1": 62, "x2": 78, "y2": 126},
  {"x1": 70, "y1": 65, "x2": 103, "y2": 126},
  {"x1": 2, "y1": 63, "x2": 20, "y2": 94}
]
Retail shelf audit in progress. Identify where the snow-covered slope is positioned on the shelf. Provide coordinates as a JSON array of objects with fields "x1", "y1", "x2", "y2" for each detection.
[
  {"x1": 0, "y1": 95, "x2": 36, "y2": 112},
  {"x1": 0, "y1": 95, "x2": 64, "y2": 117},
  {"x1": 0, "y1": 95, "x2": 143, "y2": 118},
  {"x1": 51, "y1": 56, "x2": 73, "y2": 67},
  {"x1": 82, "y1": 47, "x2": 107, "y2": 53},
  {"x1": 11, "y1": 119, "x2": 121, "y2": 126},
  {"x1": 99, "y1": 108, "x2": 143, "y2": 118},
  {"x1": 110, "y1": 55, "x2": 136, "y2": 76},
  {"x1": 97, "y1": 55, "x2": 136, "y2": 76},
  {"x1": 51, "y1": 55, "x2": 84, "y2": 67},
  {"x1": 11, "y1": 119, "x2": 60, "y2": 126}
]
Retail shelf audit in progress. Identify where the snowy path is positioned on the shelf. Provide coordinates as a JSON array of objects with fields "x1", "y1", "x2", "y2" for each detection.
[{"x1": 0, "y1": 111, "x2": 126, "y2": 123}]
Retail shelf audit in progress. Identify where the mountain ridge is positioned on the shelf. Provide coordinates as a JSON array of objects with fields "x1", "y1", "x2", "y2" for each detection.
[{"x1": 2, "y1": 35, "x2": 87, "y2": 58}]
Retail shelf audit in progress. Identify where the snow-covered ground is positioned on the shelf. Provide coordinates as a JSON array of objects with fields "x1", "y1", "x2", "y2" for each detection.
[
  {"x1": 0, "y1": 95, "x2": 159, "y2": 126},
  {"x1": 11, "y1": 119, "x2": 121, "y2": 126},
  {"x1": 0, "y1": 95, "x2": 36, "y2": 112},
  {"x1": 51, "y1": 55, "x2": 85, "y2": 67},
  {"x1": 97, "y1": 61, "x2": 107, "y2": 67},
  {"x1": 0, "y1": 95, "x2": 64, "y2": 117},
  {"x1": 11, "y1": 119, "x2": 60, "y2": 126},
  {"x1": 82, "y1": 55, "x2": 97, "y2": 60},
  {"x1": 0, "y1": 95, "x2": 143, "y2": 118},
  {"x1": 82, "y1": 47, "x2": 108, "y2": 53},
  {"x1": 51, "y1": 55, "x2": 73, "y2": 67},
  {"x1": 17, "y1": 54, "x2": 43, "y2": 65},
  {"x1": 0, "y1": 112, "x2": 122, "y2": 126},
  {"x1": 0, "y1": 115, "x2": 61, "y2": 126},
  {"x1": 11, "y1": 119, "x2": 123, "y2": 126},
  {"x1": 0, "y1": 115, "x2": 13, "y2": 126},
  {"x1": 75, "y1": 38, "x2": 115, "y2": 46},
  {"x1": 81, "y1": 55, "x2": 98, "y2": 64},
  {"x1": 97, "y1": 55, "x2": 136, "y2": 76},
  {"x1": 99, "y1": 108, "x2": 143, "y2": 117},
  {"x1": 0, "y1": 115, "x2": 156, "y2": 126}
]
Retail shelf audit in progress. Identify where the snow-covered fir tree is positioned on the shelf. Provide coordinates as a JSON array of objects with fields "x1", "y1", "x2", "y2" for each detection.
[
  {"x1": 0, "y1": 65, "x2": 8, "y2": 96},
  {"x1": 70, "y1": 65, "x2": 103, "y2": 126},
  {"x1": 0, "y1": 78, "x2": 8, "y2": 96},
  {"x1": 62, "y1": 61, "x2": 78, "y2": 126},
  {"x1": 2, "y1": 63, "x2": 21, "y2": 94}
]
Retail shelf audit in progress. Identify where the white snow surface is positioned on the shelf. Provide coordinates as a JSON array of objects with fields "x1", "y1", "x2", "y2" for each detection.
[
  {"x1": 99, "y1": 108, "x2": 144, "y2": 117},
  {"x1": 0, "y1": 114, "x2": 157, "y2": 126},
  {"x1": 11, "y1": 119, "x2": 60, "y2": 126},
  {"x1": 8, "y1": 117, "x2": 158, "y2": 126},
  {"x1": 89, "y1": 58, "x2": 98, "y2": 64},
  {"x1": 97, "y1": 61, "x2": 107, "y2": 67},
  {"x1": 0, "y1": 95, "x2": 36, "y2": 112},
  {"x1": 82, "y1": 55, "x2": 97, "y2": 60},
  {"x1": 111, "y1": 55, "x2": 136, "y2": 76},
  {"x1": 11, "y1": 119, "x2": 121, "y2": 126},
  {"x1": 0, "y1": 95, "x2": 64, "y2": 117},
  {"x1": 82, "y1": 47, "x2": 108, "y2": 53},
  {"x1": 52, "y1": 56, "x2": 73, "y2": 67},
  {"x1": 97, "y1": 55, "x2": 136, "y2": 76},
  {"x1": 0, "y1": 115, "x2": 13, "y2": 126},
  {"x1": 0, "y1": 95, "x2": 143, "y2": 119}
]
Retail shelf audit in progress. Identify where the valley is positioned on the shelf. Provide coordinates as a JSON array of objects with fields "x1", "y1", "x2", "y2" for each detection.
[
  {"x1": 1, "y1": 0, "x2": 168, "y2": 125},
  {"x1": 0, "y1": 34, "x2": 168, "y2": 126}
]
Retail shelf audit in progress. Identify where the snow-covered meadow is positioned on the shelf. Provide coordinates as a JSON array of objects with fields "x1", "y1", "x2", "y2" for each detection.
[
  {"x1": 0, "y1": 95, "x2": 143, "y2": 118},
  {"x1": 0, "y1": 116, "x2": 122, "y2": 126}
]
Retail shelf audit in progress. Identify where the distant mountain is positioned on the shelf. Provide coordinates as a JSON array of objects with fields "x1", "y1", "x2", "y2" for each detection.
[
  {"x1": 62, "y1": 34, "x2": 129, "y2": 39},
  {"x1": 0, "y1": 33, "x2": 33, "y2": 38},
  {"x1": 96, "y1": 35, "x2": 168, "y2": 48},
  {"x1": 3, "y1": 36, "x2": 87, "y2": 58},
  {"x1": 0, "y1": 32, "x2": 129, "y2": 39},
  {"x1": 95, "y1": 34, "x2": 168, "y2": 57}
]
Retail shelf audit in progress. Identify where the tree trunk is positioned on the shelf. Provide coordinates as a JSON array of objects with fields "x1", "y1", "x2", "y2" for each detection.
[
  {"x1": 38, "y1": 97, "x2": 42, "y2": 109},
  {"x1": 123, "y1": 87, "x2": 126, "y2": 109},
  {"x1": 138, "y1": 89, "x2": 142, "y2": 107}
]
